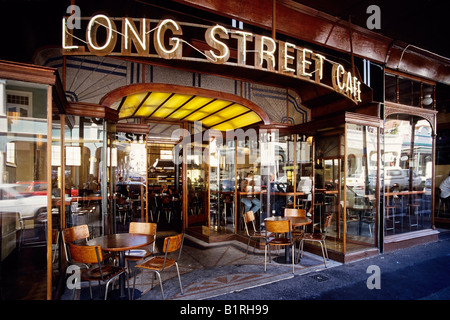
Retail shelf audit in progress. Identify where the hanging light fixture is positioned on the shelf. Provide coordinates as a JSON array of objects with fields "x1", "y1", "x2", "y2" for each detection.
[{"x1": 423, "y1": 94, "x2": 433, "y2": 106}]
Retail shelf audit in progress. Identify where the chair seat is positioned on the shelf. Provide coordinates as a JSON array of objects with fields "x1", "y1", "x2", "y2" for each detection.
[
  {"x1": 291, "y1": 230, "x2": 305, "y2": 237},
  {"x1": 136, "y1": 256, "x2": 176, "y2": 271},
  {"x1": 82, "y1": 265, "x2": 125, "y2": 281},
  {"x1": 249, "y1": 231, "x2": 266, "y2": 238},
  {"x1": 125, "y1": 248, "x2": 153, "y2": 261},
  {"x1": 267, "y1": 237, "x2": 293, "y2": 245},
  {"x1": 300, "y1": 233, "x2": 325, "y2": 241}
]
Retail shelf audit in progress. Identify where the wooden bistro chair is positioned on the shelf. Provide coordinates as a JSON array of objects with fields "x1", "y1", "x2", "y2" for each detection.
[
  {"x1": 297, "y1": 214, "x2": 333, "y2": 267},
  {"x1": 132, "y1": 233, "x2": 185, "y2": 300},
  {"x1": 264, "y1": 219, "x2": 295, "y2": 274},
  {"x1": 68, "y1": 243, "x2": 129, "y2": 300},
  {"x1": 284, "y1": 208, "x2": 307, "y2": 238},
  {"x1": 242, "y1": 211, "x2": 266, "y2": 257},
  {"x1": 62, "y1": 224, "x2": 90, "y2": 263},
  {"x1": 125, "y1": 222, "x2": 157, "y2": 272}
]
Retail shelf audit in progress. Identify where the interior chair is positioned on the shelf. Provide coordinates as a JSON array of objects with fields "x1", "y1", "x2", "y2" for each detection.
[
  {"x1": 242, "y1": 211, "x2": 266, "y2": 257},
  {"x1": 125, "y1": 222, "x2": 157, "y2": 271},
  {"x1": 70, "y1": 200, "x2": 95, "y2": 227},
  {"x1": 160, "y1": 196, "x2": 173, "y2": 224},
  {"x1": 360, "y1": 195, "x2": 376, "y2": 236},
  {"x1": 284, "y1": 208, "x2": 307, "y2": 238},
  {"x1": 297, "y1": 214, "x2": 333, "y2": 267},
  {"x1": 132, "y1": 233, "x2": 184, "y2": 300},
  {"x1": 116, "y1": 195, "x2": 130, "y2": 225},
  {"x1": 360, "y1": 208, "x2": 375, "y2": 236},
  {"x1": 345, "y1": 207, "x2": 360, "y2": 234},
  {"x1": 68, "y1": 243, "x2": 128, "y2": 300},
  {"x1": 264, "y1": 219, "x2": 295, "y2": 274}
]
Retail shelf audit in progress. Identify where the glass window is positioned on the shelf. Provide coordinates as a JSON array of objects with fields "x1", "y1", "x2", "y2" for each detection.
[
  {"x1": 63, "y1": 116, "x2": 105, "y2": 236},
  {"x1": 385, "y1": 74, "x2": 397, "y2": 103},
  {"x1": 399, "y1": 77, "x2": 421, "y2": 107},
  {"x1": 422, "y1": 83, "x2": 434, "y2": 109},
  {"x1": 384, "y1": 115, "x2": 432, "y2": 235},
  {"x1": 0, "y1": 81, "x2": 50, "y2": 299},
  {"x1": 295, "y1": 135, "x2": 313, "y2": 215}
]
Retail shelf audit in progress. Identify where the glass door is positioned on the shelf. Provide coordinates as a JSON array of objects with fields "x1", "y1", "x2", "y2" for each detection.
[
  {"x1": 113, "y1": 131, "x2": 147, "y2": 232},
  {"x1": 345, "y1": 123, "x2": 378, "y2": 248}
]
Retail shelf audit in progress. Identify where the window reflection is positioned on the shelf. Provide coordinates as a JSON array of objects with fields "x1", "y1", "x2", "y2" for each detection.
[
  {"x1": 63, "y1": 116, "x2": 105, "y2": 237},
  {"x1": 345, "y1": 124, "x2": 378, "y2": 246},
  {"x1": 1, "y1": 81, "x2": 50, "y2": 299}
]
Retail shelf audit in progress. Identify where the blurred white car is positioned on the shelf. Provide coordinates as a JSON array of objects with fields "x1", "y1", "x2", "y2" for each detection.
[
  {"x1": 0, "y1": 184, "x2": 47, "y2": 220},
  {"x1": 384, "y1": 167, "x2": 424, "y2": 190}
]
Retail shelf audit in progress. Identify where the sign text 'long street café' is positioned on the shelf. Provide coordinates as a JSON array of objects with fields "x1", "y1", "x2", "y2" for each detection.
[{"x1": 62, "y1": 15, "x2": 362, "y2": 103}]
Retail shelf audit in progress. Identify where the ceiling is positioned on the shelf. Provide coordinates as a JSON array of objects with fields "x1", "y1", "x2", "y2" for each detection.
[{"x1": 112, "y1": 92, "x2": 263, "y2": 131}]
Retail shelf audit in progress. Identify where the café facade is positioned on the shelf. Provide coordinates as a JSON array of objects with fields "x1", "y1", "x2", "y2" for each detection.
[{"x1": 0, "y1": 0, "x2": 449, "y2": 299}]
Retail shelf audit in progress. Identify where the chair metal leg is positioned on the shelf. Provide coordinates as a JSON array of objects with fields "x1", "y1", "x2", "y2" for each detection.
[
  {"x1": 291, "y1": 244, "x2": 295, "y2": 274},
  {"x1": 319, "y1": 241, "x2": 327, "y2": 268},
  {"x1": 296, "y1": 239, "x2": 304, "y2": 264},
  {"x1": 176, "y1": 262, "x2": 183, "y2": 295},
  {"x1": 264, "y1": 245, "x2": 268, "y2": 272},
  {"x1": 155, "y1": 271, "x2": 164, "y2": 300},
  {"x1": 132, "y1": 270, "x2": 139, "y2": 300},
  {"x1": 245, "y1": 237, "x2": 251, "y2": 258}
]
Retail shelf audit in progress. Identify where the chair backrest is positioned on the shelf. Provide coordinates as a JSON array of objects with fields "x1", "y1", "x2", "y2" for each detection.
[
  {"x1": 68, "y1": 243, "x2": 103, "y2": 265},
  {"x1": 62, "y1": 224, "x2": 90, "y2": 244},
  {"x1": 163, "y1": 233, "x2": 184, "y2": 254},
  {"x1": 243, "y1": 211, "x2": 258, "y2": 235},
  {"x1": 129, "y1": 222, "x2": 157, "y2": 236},
  {"x1": 243, "y1": 210, "x2": 256, "y2": 224},
  {"x1": 323, "y1": 214, "x2": 333, "y2": 234},
  {"x1": 266, "y1": 219, "x2": 291, "y2": 234},
  {"x1": 62, "y1": 225, "x2": 90, "y2": 263},
  {"x1": 284, "y1": 208, "x2": 306, "y2": 218},
  {"x1": 157, "y1": 233, "x2": 184, "y2": 271}
]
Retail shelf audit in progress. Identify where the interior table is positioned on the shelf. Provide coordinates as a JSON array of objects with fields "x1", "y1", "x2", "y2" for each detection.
[{"x1": 87, "y1": 233, "x2": 155, "y2": 299}]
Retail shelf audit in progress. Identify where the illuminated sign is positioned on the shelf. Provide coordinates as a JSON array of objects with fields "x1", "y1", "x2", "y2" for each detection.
[{"x1": 62, "y1": 16, "x2": 362, "y2": 103}]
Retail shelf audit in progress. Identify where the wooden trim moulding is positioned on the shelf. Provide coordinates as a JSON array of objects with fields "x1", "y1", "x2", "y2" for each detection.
[{"x1": 67, "y1": 102, "x2": 119, "y2": 122}]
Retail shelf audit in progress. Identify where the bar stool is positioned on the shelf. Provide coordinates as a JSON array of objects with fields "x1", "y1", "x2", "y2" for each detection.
[
  {"x1": 223, "y1": 196, "x2": 234, "y2": 228},
  {"x1": 408, "y1": 203, "x2": 420, "y2": 230},
  {"x1": 437, "y1": 196, "x2": 449, "y2": 217},
  {"x1": 313, "y1": 202, "x2": 323, "y2": 232},
  {"x1": 385, "y1": 204, "x2": 397, "y2": 233}
]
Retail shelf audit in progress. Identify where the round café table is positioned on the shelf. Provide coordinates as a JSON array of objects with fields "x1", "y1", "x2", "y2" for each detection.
[
  {"x1": 87, "y1": 233, "x2": 155, "y2": 299},
  {"x1": 264, "y1": 216, "x2": 312, "y2": 264}
]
